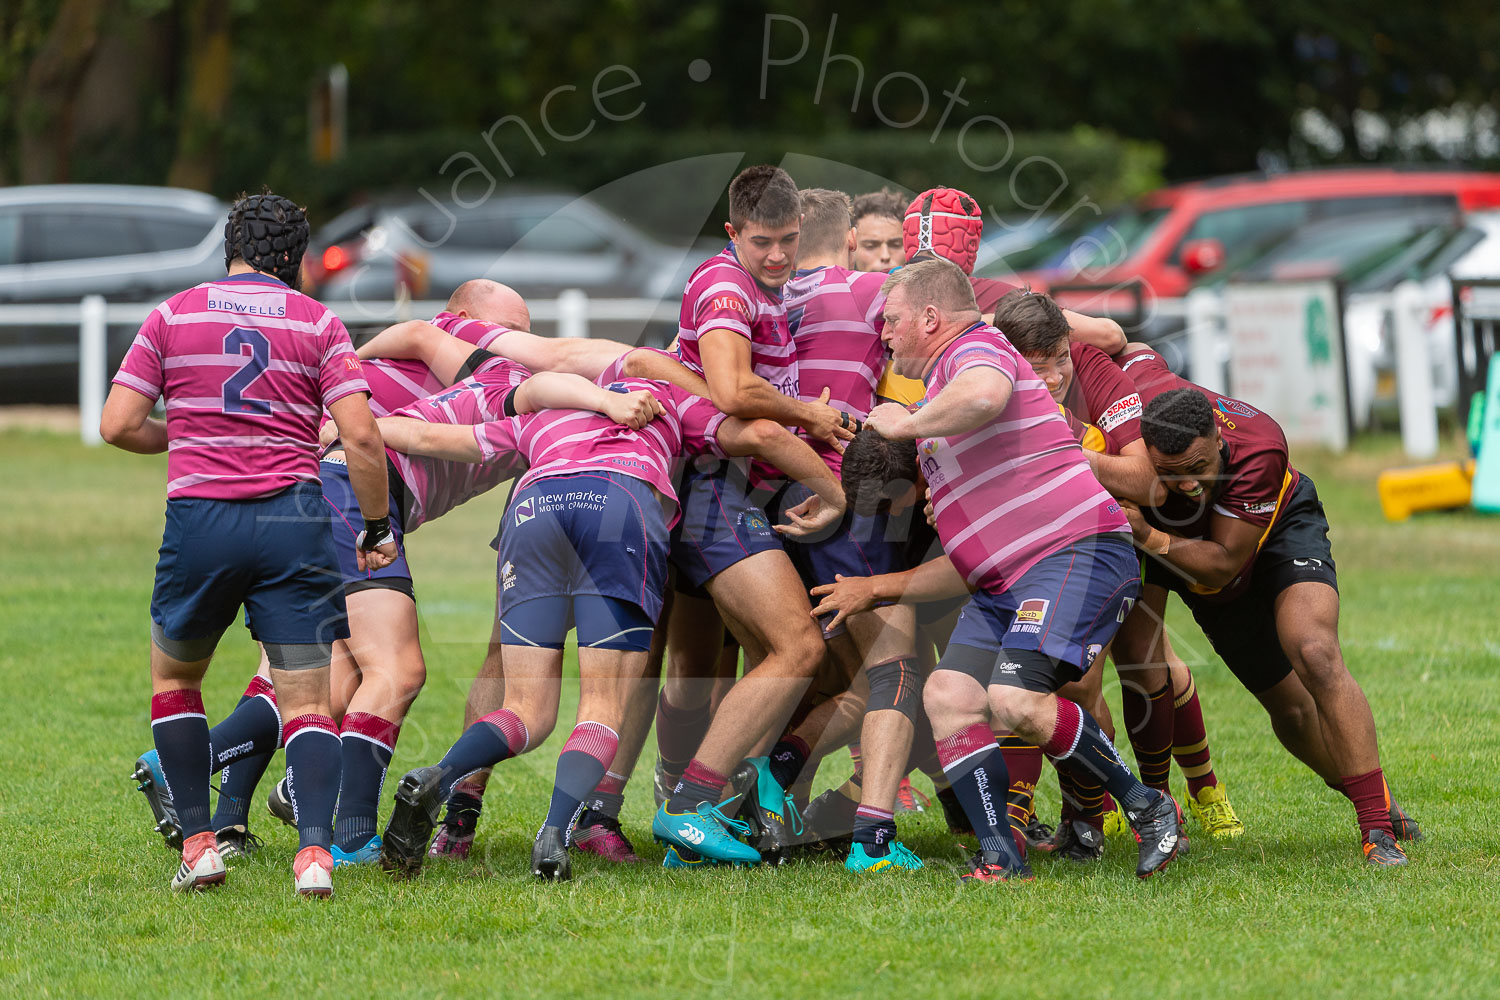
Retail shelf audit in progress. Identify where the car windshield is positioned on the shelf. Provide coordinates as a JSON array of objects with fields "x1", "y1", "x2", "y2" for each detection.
[
  {"x1": 1234, "y1": 213, "x2": 1456, "y2": 283},
  {"x1": 976, "y1": 206, "x2": 1168, "y2": 277}
]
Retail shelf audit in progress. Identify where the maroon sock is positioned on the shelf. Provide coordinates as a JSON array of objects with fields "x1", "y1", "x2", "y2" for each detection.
[
  {"x1": 996, "y1": 731, "x2": 1044, "y2": 826},
  {"x1": 1339, "y1": 768, "x2": 1394, "y2": 839},
  {"x1": 667, "y1": 758, "x2": 729, "y2": 812},
  {"x1": 1171, "y1": 673, "x2": 1218, "y2": 797},
  {"x1": 655, "y1": 691, "x2": 710, "y2": 777},
  {"x1": 1122, "y1": 681, "x2": 1174, "y2": 791}
]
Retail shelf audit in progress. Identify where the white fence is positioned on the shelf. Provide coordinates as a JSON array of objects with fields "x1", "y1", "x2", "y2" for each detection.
[{"x1": 0, "y1": 291, "x2": 676, "y2": 445}]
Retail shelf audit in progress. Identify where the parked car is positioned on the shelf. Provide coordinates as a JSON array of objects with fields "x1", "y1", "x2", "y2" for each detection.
[
  {"x1": 0, "y1": 184, "x2": 228, "y2": 402},
  {"x1": 304, "y1": 190, "x2": 724, "y2": 342},
  {"x1": 978, "y1": 167, "x2": 1500, "y2": 321}
]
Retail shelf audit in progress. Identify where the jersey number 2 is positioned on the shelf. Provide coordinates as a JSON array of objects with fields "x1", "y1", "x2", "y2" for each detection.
[{"x1": 221, "y1": 328, "x2": 272, "y2": 416}]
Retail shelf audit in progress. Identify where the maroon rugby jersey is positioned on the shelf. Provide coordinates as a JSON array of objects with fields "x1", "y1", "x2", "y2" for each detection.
[{"x1": 1116, "y1": 348, "x2": 1300, "y2": 599}]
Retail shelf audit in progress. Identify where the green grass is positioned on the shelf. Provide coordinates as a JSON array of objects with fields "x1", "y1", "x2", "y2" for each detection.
[{"x1": 3, "y1": 428, "x2": 1499, "y2": 998}]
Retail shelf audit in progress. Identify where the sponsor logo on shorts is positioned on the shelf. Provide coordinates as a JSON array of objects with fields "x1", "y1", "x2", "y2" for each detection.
[
  {"x1": 1243, "y1": 501, "x2": 1277, "y2": 515},
  {"x1": 1098, "y1": 393, "x2": 1142, "y2": 431},
  {"x1": 996, "y1": 661, "x2": 1022, "y2": 676},
  {"x1": 501, "y1": 560, "x2": 516, "y2": 591},
  {"x1": 1009, "y1": 598, "x2": 1049, "y2": 636},
  {"x1": 1217, "y1": 398, "x2": 1259, "y2": 418},
  {"x1": 1117, "y1": 596, "x2": 1136, "y2": 623},
  {"x1": 514, "y1": 497, "x2": 536, "y2": 525},
  {"x1": 1084, "y1": 643, "x2": 1104, "y2": 668},
  {"x1": 1292, "y1": 557, "x2": 1323, "y2": 569}
]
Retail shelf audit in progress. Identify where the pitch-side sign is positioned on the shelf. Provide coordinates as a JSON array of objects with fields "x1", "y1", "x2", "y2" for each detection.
[{"x1": 1224, "y1": 280, "x2": 1350, "y2": 451}]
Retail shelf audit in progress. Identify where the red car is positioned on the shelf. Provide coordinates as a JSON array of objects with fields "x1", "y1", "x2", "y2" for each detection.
[{"x1": 987, "y1": 167, "x2": 1500, "y2": 312}]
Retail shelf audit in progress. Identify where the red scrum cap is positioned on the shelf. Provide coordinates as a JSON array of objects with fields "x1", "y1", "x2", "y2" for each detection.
[{"x1": 903, "y1": 187, "x2": 984, "y2": 275}]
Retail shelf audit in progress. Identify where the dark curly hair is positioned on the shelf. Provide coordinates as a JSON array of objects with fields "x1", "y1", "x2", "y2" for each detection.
[
  {"x1": 1141, "y1": 387, "x2": 1214, "y2": 455},
  {"x1": 841, "y1": 428, "x2": 920, "y2": 517}
]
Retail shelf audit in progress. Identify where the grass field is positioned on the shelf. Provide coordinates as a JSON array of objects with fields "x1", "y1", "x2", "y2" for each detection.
[{"x1": 3, "y1": 427, "x2": 1499, "y2": 999}]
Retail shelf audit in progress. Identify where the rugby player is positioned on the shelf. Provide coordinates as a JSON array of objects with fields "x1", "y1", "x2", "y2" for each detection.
[
  {"x1": 366, "y1": 376, "x2": 844, "y2": 880},
  {"x1": 103, "y1": 192, "x2": 397, "y2": 896},
  {"x1": 1110, "y1": 344, "x2": 1421, "y2": 866},
  {"x1": 753, "y1": 188, "x2": 929, "y2": 871},
  {"x1": 811, "y1": 260, "x2": 1183, "y2": 882},
  {"x1": 850, "y1": 188, "x2": 907, "y2": 272},
  {"x1": 650, "y1": 165, "x2": 854, "y2": 866},
  {"x1": 994, "y1": 289, "x2": 1245, "y2": 854}
]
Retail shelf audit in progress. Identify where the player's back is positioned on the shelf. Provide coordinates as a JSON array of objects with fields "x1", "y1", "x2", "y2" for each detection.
[
  {"x1": 115, "y1": 272, "x2": 367, "y2": 500},
  {"x1": 510, "y1": 377, "x2": 726, "y2": 522},
  {"x1": 923, "y1": 326, "x2": 1125, "y2": 591},
  {"x1": 784, "y1": 265, "x2": 886, "y2": 420}
]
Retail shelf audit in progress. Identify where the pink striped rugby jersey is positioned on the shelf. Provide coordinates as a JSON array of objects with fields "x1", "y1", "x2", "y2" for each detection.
[
  {"x1": 474, "y1": 377, "x2": 729, "y2": 527},
  {"x1": 783, "y1": 264, "x2": 887, "y2": 474},
  {"x1": 384, "y1": 358, "x2": 531, "y2": 530},
  {"x1": 112, "y1": 273, "x2": 369, "y2": 500},
  {"x1": 676, "y1": 246, "x2": 798, "y2": 398},
  {"x1": 358, "y1": 312, "x2": 517, "y2": 416},
  {"x1": 919, "y1": 324, "x2": 1128, "y2": 593}
]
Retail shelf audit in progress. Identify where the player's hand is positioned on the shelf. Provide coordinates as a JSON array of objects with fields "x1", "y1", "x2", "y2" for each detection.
[
  {"x1": 776, "y1": 493, "x2": 843, "y2": 538},
  {"x1": 356, "y1": 539, "x2": 400, "y2": 572},
  {"x1": 923, "y1": 487, "x2": 936, "y2": 529},
  {"x1": 605, "y1": 389, "x2": 664, "y2": 430},
  {"x1": 865, "y1": 402, "x2": 914, "y2": 440},
  {"x1": 318, "y1": 420, "x2": 339, "y2": 447},
  {"x1": 802, "y1": 387, "x2": 856, "y2": 448},
  {"x1": 808, "y1": 574, "x2": 878, "y2": 632},
  {"x1": 1119, "y1": 500, "x2": 1150, "y2": 540}
]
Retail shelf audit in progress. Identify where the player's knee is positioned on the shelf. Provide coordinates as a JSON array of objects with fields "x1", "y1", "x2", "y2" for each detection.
[
  {"x1": 924, "y1": 670, "x2": 977, "y2": 725},
  {"x1": 1294, "y1": 635, "x2": 1345, "y2": 687},
  {"x1": 773, "y1": 618, "x2": 827, "y2": 676},
  {"x1": 865, "y1": 657, "x2": 921, "y2": 724}
]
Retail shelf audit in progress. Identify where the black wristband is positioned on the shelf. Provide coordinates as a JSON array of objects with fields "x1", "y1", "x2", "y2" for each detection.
[{"x1": 358, "y1": 515, "x2": 393, "y2": 551}]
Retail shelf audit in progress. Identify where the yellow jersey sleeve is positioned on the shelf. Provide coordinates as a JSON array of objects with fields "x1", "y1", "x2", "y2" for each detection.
[{"x1": 876, "y1": 363, "x2": 926, "y2": 407}]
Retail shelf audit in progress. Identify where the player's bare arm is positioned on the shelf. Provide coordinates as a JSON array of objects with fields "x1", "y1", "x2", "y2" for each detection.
[
  {"x1": 621, "y1": 348, "x2": 711, "y2": 398},
  {"x1": 100, "y1": 384, "x2": 168, "y2": 454},
  {"x1": 1063, "y1": 309, "x2": 1127, "y2": 354},
  {"x1": 486, "y1": 329, "x2": 630, "y2": 381},
  {"x1": 355, "y1": 320, "x2": 446, "y2": 363},
  {"x1": 512, "y1": 372, "x2": 664, "y2": 429},
  {"x1": 1087, "y1": 439, "x2": 1163, "y2": 506},
  {"x1": 716, "y1": 417, "x2": 845, "y2": 532},
  {"x1": 700, "y1": 328, "x2": 852, "y2": 446},
  {"x1": 327, "y1": 392, "x2": 398, "y2": 570},
  {"x1": 808, "y1": 555, "x2": 970, "y2": 631},
  {"x1": 865, "y1": 366, "x2": 1013, "y2": 440},
  {"x1": 1126, "y1": 505, "x2": 1263, "y2": 591},
  {"x1": 374, "y1": 417, "x2": 483, "y2": 463}
]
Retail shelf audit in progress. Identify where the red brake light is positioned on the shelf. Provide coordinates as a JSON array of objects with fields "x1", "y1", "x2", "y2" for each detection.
[{"x1": 322, "y1": 245, "x2": 351, "y2": 273}]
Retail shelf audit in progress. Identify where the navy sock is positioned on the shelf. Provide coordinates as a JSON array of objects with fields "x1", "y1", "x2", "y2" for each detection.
[
  {"x1": 768, "y1": 736, "x2": 810, "y2": 791},
  {"x1": 668, "y1": 759, "x2": 729, "y2": 813},
  {"x1": 852, "y1": 805, "x2": 897, "y2": 856},
  {"x1": 283, "y1": 715, "x2": 341, "y2": 851},
  {"x1": 334, "y1": 713, "x2": 399, "y2": 852},
  {"x1": 151, "y1": 690, "x2": 213, "y2": 838},
  {"x1": 437, "y1": 709, "x2": 528, "y2": 802},
  {"x1": 1042, "y1": 698, "x2": 1157, "y2": 813},
  {"x1": 207, "y1": 682, "x2": 281, "y2": 774},
  {"x1": 936, "y1": 722, "x2": 1023, "y2": 866},
  {"x1": 208, "y1": 676, "x2": 279, "y2": 830},
  {"x1": 544, "y1": 722, "x2": 619, "y2": 831}
]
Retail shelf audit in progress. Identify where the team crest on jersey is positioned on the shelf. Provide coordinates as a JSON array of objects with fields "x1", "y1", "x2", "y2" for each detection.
[
  {"x1": 1217, "y1": 398, "x2": 1258, "y2": 418},
  {"x1": 514, "y1": 497, "x2": 536, "y2": 525},
  {"x1": 1010, "y1": 598, "x2": 1049, "y2": 635}
]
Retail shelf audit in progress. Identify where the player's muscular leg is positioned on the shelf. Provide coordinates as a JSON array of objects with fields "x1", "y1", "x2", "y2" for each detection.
[
  {"x1": 267, "y1": 664, "x2": 334, "y2": 721},
  {"x1": 462, "y1": 617, "x2": 507, "y2": 730},
  {"x1": 1253, "y1": 672, "x2": 1340, "y2": 782},
  {"x1": 328, "y1": 640, "x2": 359, "y2": 722},
  {"x1": 664, "y1": 592, "x2": 727, "y2": 711},
  {"x1": 496, "y1": 647, "x2": 565, "y2": 749},
  {"x1": 574, "y1": 648, "x2": 651, "y2": 735},
  {"x1": 606, "y1": 649, "x2": 663, "y2": 781},
  {"x1": 150, "y1": 646, "x2": 212, "y2": 695},
  {"x1": 1058, "y1": 660, "x2": 1112, "y2": 738},
  {"x1": 987, "y1": 686, "x2": 1061, "y2": 746},
  {"x1": 340, "y1": 590, "x2": 427, "y2": 724},
  {"x1": 691, "y1": 551, "x2": 824, "y2": 773},
  {"x1": 1110, "y1": 586, "x2": 1171, "y2": 708},
  {"x1": 846, "y1": 604, "x2": 919, "y2": 812},
  {"x1": 923, "y1": 668, "x2": 989, "y2": 741},
  {"x1": 1273, "y1": 581, "x2": 1380, "y2": 775}
]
